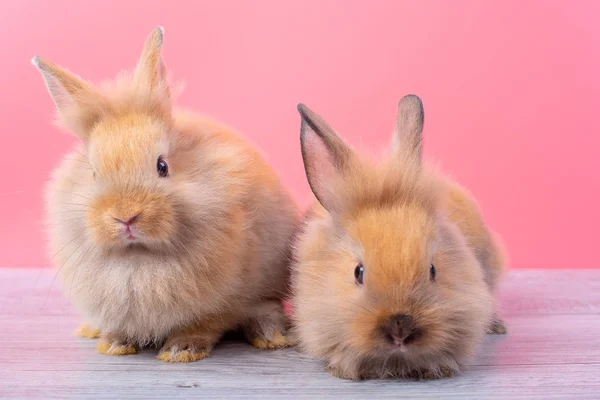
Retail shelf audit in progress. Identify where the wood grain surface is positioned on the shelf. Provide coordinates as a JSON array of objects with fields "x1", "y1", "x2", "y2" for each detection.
[{"x1": 0, "y1": 269, "x2": 598, "y2": 399}]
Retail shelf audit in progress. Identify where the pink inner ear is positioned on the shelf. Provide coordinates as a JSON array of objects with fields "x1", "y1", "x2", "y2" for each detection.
[
  {"x1": 41, "y1": 71, "x2": 76, "y2": 112},
  {"x1": 303, "y1": 129, "x2": 337, "y2": 195}
]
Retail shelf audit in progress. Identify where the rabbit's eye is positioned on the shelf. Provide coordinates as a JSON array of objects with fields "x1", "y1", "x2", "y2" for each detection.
[
  {"x1": 157, "y1": 157, "x2": 169, "y2": 177},
  {"x1": 354, "y1": 263, "x2": 364, "y2": 285},
  {"x1": 430, "y1": 264, "x2": 436, "y2": 281}
]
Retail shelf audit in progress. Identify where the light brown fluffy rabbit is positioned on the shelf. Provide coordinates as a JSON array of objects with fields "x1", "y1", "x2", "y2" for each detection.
[
  {"x1": 291, "y1": 95, "x2": 506, "y2": 380},
  {"x1": 32, "y1": 27, "x2": 298, "y2": 362}
]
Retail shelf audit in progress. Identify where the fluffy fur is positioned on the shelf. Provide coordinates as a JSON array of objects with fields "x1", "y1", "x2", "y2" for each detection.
[
  {"x1": 290, "y1": 96, "x2": 506, "y2": 380},
  {"x1": 33, "y1": 27, "x2": 298, "y2": 362}
]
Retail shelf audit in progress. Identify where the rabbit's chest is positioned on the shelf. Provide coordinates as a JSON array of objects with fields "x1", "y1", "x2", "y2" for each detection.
[{"x1": 70, "y1": 256, "x2": 223, "y2": 339}]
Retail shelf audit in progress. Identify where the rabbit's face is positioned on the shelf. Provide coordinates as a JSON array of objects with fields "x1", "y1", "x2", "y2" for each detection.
[
  {"x1": 86, "y1": 114, "x2": 176, "y2": 249},
  {"x1": 328, "y1": 203, "x2": 493, "y2": 362}
]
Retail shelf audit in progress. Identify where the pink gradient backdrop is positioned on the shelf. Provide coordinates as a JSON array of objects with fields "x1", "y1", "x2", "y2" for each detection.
[{"x1": 1, "y1": 0, "x2": 599, "y2": 268}]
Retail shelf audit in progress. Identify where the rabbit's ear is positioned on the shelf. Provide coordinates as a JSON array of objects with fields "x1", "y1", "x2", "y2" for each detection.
[
  {"x1": 392, "y1": 94, "x2": 424, "y2": 164},
  {"x1": 31, "y1": 56, "x2": 107, "y2": 140},
  {"x1": 134, "y1": 27, "x2": 169, "y2": 98},
  {"x1": 298, "y1": 104, "x2": 356, "y2": 214}
]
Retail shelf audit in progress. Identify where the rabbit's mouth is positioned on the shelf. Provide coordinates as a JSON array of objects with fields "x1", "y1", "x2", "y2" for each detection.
[
  {"x1": 123, "y1": 230, "x2": 141, "y2": 242},
  {"x1": 119, "y1": 223, "x2": 142, "y2": 242}
]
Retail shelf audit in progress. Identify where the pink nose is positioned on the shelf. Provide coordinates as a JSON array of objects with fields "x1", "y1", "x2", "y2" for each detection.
[{"x1": 113, "y1": 214, "x2": 140, "y2": 226}]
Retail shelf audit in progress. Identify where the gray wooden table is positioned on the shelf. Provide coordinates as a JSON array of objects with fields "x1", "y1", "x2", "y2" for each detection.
[{"x1": 0, "y1": 269, "x2": 598, "y2": 399}]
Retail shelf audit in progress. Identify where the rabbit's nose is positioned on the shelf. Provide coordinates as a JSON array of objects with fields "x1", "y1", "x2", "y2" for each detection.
[
  {"x1": 112, "y1": 213, "x2": 140, "y2": 227},
  {"x1": 385, "y1": 314, "x2": 420, "y2": 346}
]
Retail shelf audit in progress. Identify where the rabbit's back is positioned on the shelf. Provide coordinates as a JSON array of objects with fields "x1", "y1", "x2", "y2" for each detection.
[{"x1": 439, "y1": 177, "x2": 505, "y2": 290}]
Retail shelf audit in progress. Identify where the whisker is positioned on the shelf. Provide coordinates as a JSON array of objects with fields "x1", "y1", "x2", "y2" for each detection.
[
  {"x1": 44, "y1": 238, "x2": 87, "y2": 308},
  {"x1": 66, "y1": 178, "x2": 88, "y2": 185},
  {"x1": 61, "y1": 202, "x2": 91, "y2": 208},
  {"x1": 45, "y1": 217, "x2": 87, "y2": 228},
  {"x1": 68, "y1": 242, "x2": 95, "y2": 312},
  {"x1": 48, "y1": 230, "x2": 86, "y2": 262},
  {"x1": 34, "y1": 230, "x2": 85, "y2": 287},
  {"x1": 73, "y1": 150, "x2": 88, "y2": 158},
  {"x1": 67, "y1": 159, "x2": 92, "y2": 167},
  {"x1": 53, "y1": 190, "x2": 96, "y2": 202},
  {"x1": 46, "y1": 210, "x2": 89, "y2": 215}
]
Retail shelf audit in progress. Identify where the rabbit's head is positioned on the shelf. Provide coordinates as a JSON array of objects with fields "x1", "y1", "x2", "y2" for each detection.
[{"x1": 33, "y1": 28, "x2": 183, "y2": 250}]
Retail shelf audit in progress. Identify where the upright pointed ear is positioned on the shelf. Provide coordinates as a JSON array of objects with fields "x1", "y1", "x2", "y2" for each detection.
[
  {"x1": 134, "y1": 27, "x2": 169, "y2": 98},
  {"x1": 31, "y1": 56, "x2": 107, "y2": 140},
  {"x1": 392, "y1": 94, "x2": 424, "y2": 163},
  {"x1": 298, "y1": 104, "x2": 355, "y2": 214}
]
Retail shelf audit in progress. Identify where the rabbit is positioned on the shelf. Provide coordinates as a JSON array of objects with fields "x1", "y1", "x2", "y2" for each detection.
[
  {"x1": 290, "y1": 95, "x2": 506, "y2": 380},
  {"x1": 32, "y1": 27, "x2": 298, "y2": 362}
]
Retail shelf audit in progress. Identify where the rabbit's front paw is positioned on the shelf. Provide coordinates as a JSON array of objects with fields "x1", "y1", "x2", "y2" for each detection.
[
  {"x1": 96, "y1": 335, "x2": 137, "y2": 356},
  {"x1": 157, "y1": 342, "x2": 211, "y2": 363},
  {"x1": 75, "y1": 323, "x2": 100, "y2": 339},
  {"x1": 244, "y1": 300, "x2": 292, "y2": 350},
  {"x1": 157, "y1": 332, "x2": 216, "y2": 363},
  {"x1": 250, "y1": 330, "x2": 291, "y2": 350}
]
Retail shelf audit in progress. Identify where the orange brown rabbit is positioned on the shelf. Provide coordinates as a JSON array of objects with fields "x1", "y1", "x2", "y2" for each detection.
[
  {"x1": 32, "y1": 27, "x2": 297, "y2": 362},
  {"x1": 290, "y1": 95, "x2": 506, "y2": 380}
]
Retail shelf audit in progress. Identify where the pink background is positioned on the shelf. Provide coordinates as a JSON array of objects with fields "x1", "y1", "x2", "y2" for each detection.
[{"x1": 1, "y1": 0, "x2": 599, "y2": 269}]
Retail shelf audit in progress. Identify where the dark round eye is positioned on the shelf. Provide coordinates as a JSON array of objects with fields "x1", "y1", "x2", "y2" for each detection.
[
  {"x1": 157, "y1": 157, "x2": 169, "y2": 177},
  {"x1": 430, "y1": 264, "x2": 436, "y2": 281},
  {"x1": 354, "y1": 263, "x2": 364, "y2": 285}
]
